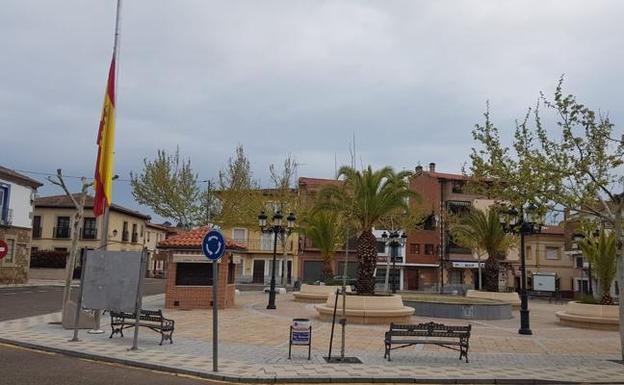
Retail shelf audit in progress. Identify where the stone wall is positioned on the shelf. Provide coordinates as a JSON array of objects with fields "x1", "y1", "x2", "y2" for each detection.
[{"x1": 0, "y1": 226, "x2": 32, "y2": 284}]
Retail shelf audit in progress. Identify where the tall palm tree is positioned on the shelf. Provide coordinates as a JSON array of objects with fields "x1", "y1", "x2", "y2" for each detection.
[
  {"x1": 318, "y1": 166, "x2": 416, "y2": 295},
  {"x1": 300, "y1": 210, "x2": 344, "y2": 281},
  {"x1": 578, "y1": 229, "x2": 617, "y2": 305},
  {"x1": 451, "y1": 207, "x2": 513, "y2": 292}
]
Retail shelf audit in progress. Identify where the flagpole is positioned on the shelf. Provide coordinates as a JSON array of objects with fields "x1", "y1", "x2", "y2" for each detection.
[{"x1": 91, "y1": 0, "x2": 122, "y2": 334}]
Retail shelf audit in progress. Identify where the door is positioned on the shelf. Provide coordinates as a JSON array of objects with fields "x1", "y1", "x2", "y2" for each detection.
[
  {"x1": 287, "y1": 261, "x2": 292, "y2": 284},
  {"x1": 473, "y1": 270, "x2": 481, "y2": 290},
  {"x1": 252, "y1": 260, "x2": 265, "y2": 283},
  {"x1": 405, "y1": 267, "x2": 419, "y2": 290}
]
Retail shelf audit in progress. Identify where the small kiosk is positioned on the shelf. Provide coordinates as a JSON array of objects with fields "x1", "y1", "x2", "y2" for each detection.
[{"x1": 157, "y1": 226, "x2": 245, "y2": 310}]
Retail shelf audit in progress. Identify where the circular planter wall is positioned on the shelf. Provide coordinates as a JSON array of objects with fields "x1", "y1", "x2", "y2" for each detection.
[
  {"x1": 292, "y1": 284, "x2": 352, "y2": 303},
  {"x1": 404, "y1": 299, "x2": 512, "y2": 320},
  {"x1": 556, "y1": 301, "x2": 619, "y2": 330},
  {"x1": 466, "y1": 290, "x2": 521, "y2": 309},
  {"x1": 314, "y1": 293, "x2": 414, "y2": 324}
]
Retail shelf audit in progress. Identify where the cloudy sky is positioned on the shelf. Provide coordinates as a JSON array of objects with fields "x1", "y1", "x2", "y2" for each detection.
[{"x1": 2, "y1": 0, "x2": 623, "y2": 222}]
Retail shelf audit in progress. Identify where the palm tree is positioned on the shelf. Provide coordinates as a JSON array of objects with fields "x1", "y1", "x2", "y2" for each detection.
[
  {"x1": 578, "y1": 229, "x2": 617, "y2": 305},
  {"x1": 318, "y1": 166, "x2": 416, "y2": 295},
  {"x1": 451, "y1": 207, "x2": 513, "y2": 292},
  {"x1": 300, "y1": 210, "x2": 344, "y2": 281}
]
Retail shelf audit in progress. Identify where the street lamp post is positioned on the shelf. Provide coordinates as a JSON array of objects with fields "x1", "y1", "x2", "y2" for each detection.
[
  {"x1": 499, "y1": 204, "x2": 542, "y2": 336},
  {"x1": 258, "y1": 210, "x2": 296, "y2": 310},
  {"x1": 382, "y1": 230, "x2": 407, "y2": 294}
]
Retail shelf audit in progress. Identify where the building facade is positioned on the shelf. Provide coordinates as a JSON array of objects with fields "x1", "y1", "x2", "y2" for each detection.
[
  {"x1": 0, "y1": 166, "x2": 43, "y2": 284},
  {"x1": 31, "y1": 195, "x2": 168, "y2": 279}
]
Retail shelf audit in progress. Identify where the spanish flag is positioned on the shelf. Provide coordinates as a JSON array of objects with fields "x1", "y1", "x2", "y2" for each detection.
[{"x1": 94, "y1": 55, "x2": 116, "y2": 217}]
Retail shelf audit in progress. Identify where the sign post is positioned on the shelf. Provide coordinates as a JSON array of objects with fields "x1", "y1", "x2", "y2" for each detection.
[{"x1": 202, "y1": 229, "x2": 226, "y2": 373}]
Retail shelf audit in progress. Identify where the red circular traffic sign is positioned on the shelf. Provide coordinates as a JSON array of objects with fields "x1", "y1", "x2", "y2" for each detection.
[{"x1": 0, "y1": 240, "x2": 8, "y2": 260}]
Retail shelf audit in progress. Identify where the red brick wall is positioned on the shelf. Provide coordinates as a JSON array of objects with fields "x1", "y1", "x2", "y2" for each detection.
[
  {"x1": 165, "y1": 257, "x2": 236, "y2": 310},
  {"x1": 407, "y1": 173, "x2": 442, "y2": 265}
]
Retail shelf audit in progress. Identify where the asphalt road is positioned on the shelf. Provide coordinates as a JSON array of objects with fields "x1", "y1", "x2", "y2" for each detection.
[
  {"x1": 0, "y1": 343, "x2": 218, "y2": 385},
  {"x1": 0, "y1": 278, "x2": 166, "y2": 321}
]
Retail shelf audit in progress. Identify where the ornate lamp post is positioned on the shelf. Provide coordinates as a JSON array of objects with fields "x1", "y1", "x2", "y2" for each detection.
[
  {"x1": 258, "y1": 210, "x2": 296, "y2": 310},
  {"x1": 381, "y1": 230, "x2": 408, "y2": 294},
  {"x1": 499, "y1": 203, "x2": 542, "y2": 335}
]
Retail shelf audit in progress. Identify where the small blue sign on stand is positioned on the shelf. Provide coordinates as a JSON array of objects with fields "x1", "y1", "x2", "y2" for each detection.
[{"x1": 202, "y1": 229, "x2": 226, "y2": 261}]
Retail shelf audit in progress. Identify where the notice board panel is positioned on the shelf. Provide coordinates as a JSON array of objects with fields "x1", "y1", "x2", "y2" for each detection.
[{"x1": 81, "y1": 250, "x2": 143, "y2": 313}]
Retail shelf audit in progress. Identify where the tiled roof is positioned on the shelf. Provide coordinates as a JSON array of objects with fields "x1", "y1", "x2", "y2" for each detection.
[
  {"x1": 425, "y1": 171, "x2": 470, "y2": 181},
  {"x1": 35, "y1": 194, "x2": 151, "y2": 220},
  {"x1": 0, "y1": 166, "x2": 43, "y2": 188},
  {"x1": 298, "y1": 177, "x2": 342, "y2": 186},
  {"x1": 157, "y1": 226, "x2": 246, "y2": 250}
]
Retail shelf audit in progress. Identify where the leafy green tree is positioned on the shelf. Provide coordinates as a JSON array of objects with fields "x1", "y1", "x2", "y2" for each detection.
[
  {"x1": 577, "y1": 229, "x2": 618, "y2": 305},
  {"x1": 469, "y1": 77, "x2": 624, "y2": 359},
  {"x1": 130, "y1": 148, "x2": 209, "y2": 227},
  {"x1": 451, "y1": 208, "x2": 514, "y2": 292},
  {"x1": 215, "y1": 145, "x2": 264, "y2": 228},
  {"x1": 300, "y1": 210, "x2": 344, "y2": 281},
  {"x1": 319, "y1": 166, "x2": 416, "y2": 295}
]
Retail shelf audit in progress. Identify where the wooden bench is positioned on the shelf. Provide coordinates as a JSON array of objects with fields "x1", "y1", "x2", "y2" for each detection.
[
  {"x1": 384, "y1": 321, "x2": 471, "y2": 362},
  {"x1": 109, "y1": 309, "x2": 175, "y2": 345}
]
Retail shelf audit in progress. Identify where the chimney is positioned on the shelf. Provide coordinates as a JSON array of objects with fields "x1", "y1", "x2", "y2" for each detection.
[
  {"x1": 415, "y1": 165, "x2": 423, "y2": 174},
  {"x1": 429, "y1": 162, "x2": 436, "y2": 173}
]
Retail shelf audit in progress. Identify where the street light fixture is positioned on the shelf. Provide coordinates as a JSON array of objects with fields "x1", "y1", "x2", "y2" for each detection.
[
  {"x1": 258, "y1": 210, "x2": 296, "y2": 310},
  {"x1": 499, "y1": 203, "x2": 542, "y2": 336},
  {"x1": 381, "y1": 230, "x2": 407, "y2": 294}
]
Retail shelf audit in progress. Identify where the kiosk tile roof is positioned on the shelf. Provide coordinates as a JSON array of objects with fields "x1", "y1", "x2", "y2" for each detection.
[{"x1": 158, "y1": 226, "x2": 246, "y2": 250}]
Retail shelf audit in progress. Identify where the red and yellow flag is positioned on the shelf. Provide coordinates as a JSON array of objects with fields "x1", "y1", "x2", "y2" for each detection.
[{"x1": 94, "y1": 55, "x2": 116, "y2": 217}]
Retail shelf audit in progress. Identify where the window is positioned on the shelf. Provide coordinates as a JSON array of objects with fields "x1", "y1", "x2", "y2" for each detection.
[
  {"x1": 424, "y1": 244, "x2": 434, "y2": 255},
  {"x1": 147, "y1": 231, "x2": 151, "y2": 242},
  {"x1": 0, "y1": 184, "x2": 9, "y2": 225},
  {"x1": 576, "y1": 256, "x2": 584, "y2": 268},
  {"x1": 525, "y1": 246, "x2": 532, "y2": 259},
  {"x1": 447, "y1": 200, "x2": 471, "y2": 215},
  {"x1": 2, "y1": 239, "x2": 15, "y2": 264},
  {"x1": 140, "y1": 225, "x2": 144, "y2": 238},
  {"x1": 122, "y1": 221, "x2": 129, "y2": 242},
  {"x1": 423, "y1": 214, "x2": 437, "y2": 230},
  {"x1": 545, "y1": 247, "x2": 559, "y2": 260},
  {"x1": 376, "y1": 241, "x2": 387, "y2": 254},
  {"x1": 175, "y1": 262, "x2": 213, "y2": 286},
  {"x1": 451, "y1": 181, "x2": 465, "y2": 194},
  {"x1": 132, "y1": 223, "x2": 138, "y2": 243},
  {"x1": 32, "y1": 216, "x2": 42, "y2": 238},
  {"x1": 232, "y1": 228, "x2": 247, "y2": 243},
  {"x1": 82, "y1": 218, "x2": 97, "y2": 239},
  {"x1": 55, "y1": 217, "x2": 71, "y2": 239},
  {"x1": 409, "y1": 243, "x2": 420, "y2": 255},
  {"x1": 260, "y1": 232, "x2": 273, "y2": 251}
]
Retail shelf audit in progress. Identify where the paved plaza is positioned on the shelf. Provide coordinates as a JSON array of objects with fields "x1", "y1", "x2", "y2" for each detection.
[{"x1": 1, "y1": 292, "x2": 623, "y2": 383}]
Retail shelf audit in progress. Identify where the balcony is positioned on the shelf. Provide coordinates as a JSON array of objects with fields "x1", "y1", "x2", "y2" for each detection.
[
  {"x1": 131, "y1": 232, "x2": 138, "y2": 243},
  {"x1": 32, "y1": 226, "x2": 42, "y2": 239},
  {"x1": 82, "y1": 228, "x2": 97, "y2": 240},
  {"x1": 54, "y1": 226, "x2": 71, "y2": 239}
]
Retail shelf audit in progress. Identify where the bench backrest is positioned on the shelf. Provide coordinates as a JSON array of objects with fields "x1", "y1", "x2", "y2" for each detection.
[
  {"x1": 110, "y1": 309, "x2": 164, "y2": 323},
  {"x1": 388, "y1": 322, "x2": 471, "y2": 337}
]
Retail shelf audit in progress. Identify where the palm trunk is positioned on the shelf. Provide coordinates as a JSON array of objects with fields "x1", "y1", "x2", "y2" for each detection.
[
  {"x1": 322, "y1": 256, "x2": 334, "y2": 282},
  {"x1": 356, "y1": 230, "x2": 377, "y2": 295},
  {"x1": 484, "y1": 256, "x2": 499, "y2": 292}
]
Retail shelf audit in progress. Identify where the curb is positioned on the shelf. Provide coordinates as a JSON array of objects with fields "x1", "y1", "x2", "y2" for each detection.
[{"x1": 1, "y1": 338, "x2": 615, "y2": 385}]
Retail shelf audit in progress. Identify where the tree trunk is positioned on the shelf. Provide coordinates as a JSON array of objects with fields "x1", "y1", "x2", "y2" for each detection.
[
  {"x1": 321, "y1": 257, "x2": 334, "y2": 282},
  {"x1": 483, "y1": 256, "x2": 499, "y2": 292},
  {"x1": 614, "y1": 207, "x2": 624, "y2": 361},
  {"x1": 356, "y1": 230, "x2": 377, "y2": 295}
]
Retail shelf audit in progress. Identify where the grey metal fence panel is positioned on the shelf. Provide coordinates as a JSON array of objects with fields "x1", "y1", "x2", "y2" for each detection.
[{"x1": 81, "y1": 250, "x2": 142, "y2": 313}]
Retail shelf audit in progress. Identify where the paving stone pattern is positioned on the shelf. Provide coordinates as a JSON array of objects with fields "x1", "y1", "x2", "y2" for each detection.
[{"x1": 1, "y1": 292, "x2": 623, "y2": 383}]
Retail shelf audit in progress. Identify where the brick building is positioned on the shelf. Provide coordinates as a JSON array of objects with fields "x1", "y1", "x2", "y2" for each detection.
[
  {"x1": 157, "y1": 226, "x2": 245, "y2": 309},
  {"x1": 407, "y1": 163, "x2": 492, "y2": 291}
]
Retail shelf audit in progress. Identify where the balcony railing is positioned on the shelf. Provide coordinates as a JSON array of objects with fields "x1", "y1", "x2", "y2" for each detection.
[
  {"x1": 54, "y1": 226, "x2": 71, "y2": 239},
  {"x1": 82, "y1": 228, "x2": 97, "y2": 240},
  {"x1": 32, "y1": 226, "x2": 42, "y2": 239}
]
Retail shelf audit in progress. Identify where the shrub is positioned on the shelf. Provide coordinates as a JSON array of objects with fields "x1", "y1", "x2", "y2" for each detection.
[
  {"x1": 577, "y1": 294, "x2": 600, "y2": 305},
  {"x1": 30, "y1": 250, "x2": 68, "y2": 268}
]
